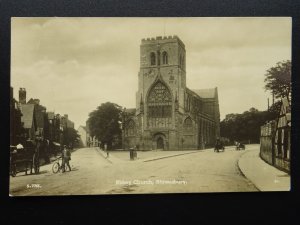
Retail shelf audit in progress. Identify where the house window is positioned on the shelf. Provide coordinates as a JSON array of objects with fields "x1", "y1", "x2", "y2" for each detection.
[
  {"x1": 150, "y1": 52, "x2": 156, "y2": 66},
  {"x1": 162, "y1": 51, "x2": 168, "y2": 64}
]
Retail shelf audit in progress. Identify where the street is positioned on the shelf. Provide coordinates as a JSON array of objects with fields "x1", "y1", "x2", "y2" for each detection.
[{"x1": 9, "y1": 145, "x2": 259, "y2": 196}]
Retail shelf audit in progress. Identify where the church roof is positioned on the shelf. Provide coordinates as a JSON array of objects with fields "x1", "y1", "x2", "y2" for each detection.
[
  {"x1": 20, "y1": 104, "x2": 35, "y2": 129},
  {"x1": 191, "y1": 88, "x2": 216, "y2": 99}
]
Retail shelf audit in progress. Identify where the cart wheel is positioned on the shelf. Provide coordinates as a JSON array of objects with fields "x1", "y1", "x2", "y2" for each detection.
[{"x1": 52, "y1": 162, "x2": 60, "y2": 173}]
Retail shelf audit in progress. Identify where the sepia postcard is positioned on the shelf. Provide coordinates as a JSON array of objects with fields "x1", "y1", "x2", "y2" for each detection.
[{"x1": 9, "y1": 17, "x2": 291, "y2": 196}]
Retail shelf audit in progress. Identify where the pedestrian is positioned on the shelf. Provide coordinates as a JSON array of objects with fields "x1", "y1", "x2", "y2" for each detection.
[
  {"x1": 104, "y1": 143, "x2": 109, "y2": 158},
  {"x1": 10, "y1": 145, "x2": 18, "y2": 175},
  {"x1": 62, "y1": 145, "x2": 71, "y2": 172}
]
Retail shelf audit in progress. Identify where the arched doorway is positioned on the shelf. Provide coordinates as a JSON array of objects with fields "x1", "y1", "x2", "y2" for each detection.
[
  {"x1": 153, "y1": 133, "x2": 166, "y2": 150},
  {"x1": 157, "y1": 137, "x2": 164, "y2": 149}
]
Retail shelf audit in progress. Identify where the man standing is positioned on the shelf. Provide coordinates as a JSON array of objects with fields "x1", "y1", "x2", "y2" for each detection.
[{"x1": 62, "y1": 145, "x2": 71, "y2": 172}]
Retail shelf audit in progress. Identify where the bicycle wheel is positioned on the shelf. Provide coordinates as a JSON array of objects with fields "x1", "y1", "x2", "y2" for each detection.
[{"x1": 52, "y1": 162, "x2": 60, "y2": 173}]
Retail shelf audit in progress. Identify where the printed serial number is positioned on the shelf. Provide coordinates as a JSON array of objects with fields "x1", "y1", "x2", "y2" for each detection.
[{"x1": 27, "y1": 184, "x2": 42, "y2": 188}]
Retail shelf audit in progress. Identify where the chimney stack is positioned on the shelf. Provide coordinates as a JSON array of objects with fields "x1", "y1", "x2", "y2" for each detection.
[{"x1": 19, "y1": 88, "x2": 26, "y2": 104}]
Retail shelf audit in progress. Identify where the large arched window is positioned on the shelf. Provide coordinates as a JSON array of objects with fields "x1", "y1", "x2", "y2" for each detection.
[
  {"x1": 147, "y1": 81, "x2": 172, "y2": 118},
  {"x1": 162, "y1": 51, "x2": 168, "y2": 64},
  {"x1": 150, "y1": 52, "x2": 156, "y2": 66},
  {"x1": 126, "y1": 120, "x2": 136, "y2": 136}
]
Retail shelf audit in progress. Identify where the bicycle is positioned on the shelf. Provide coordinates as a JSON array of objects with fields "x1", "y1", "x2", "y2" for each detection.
[{"x1": 52, "y1": 157, "x2": 70, "y2": 173}]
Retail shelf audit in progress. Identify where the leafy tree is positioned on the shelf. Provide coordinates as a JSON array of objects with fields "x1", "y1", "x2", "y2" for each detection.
[
  {"x1": 220, "y1": 108, "x2": 274, "y2": 144},
  {"x1": 268, "y1": 100, "x2": 281, "y2": 120},
  {"x1": 63, "y1": 127, "x2": 80, "y2": 149},
  {"x1": 87, "y1": 102, "x2": 122, "y2": 149},
  {"x1": 264, "y1": 60, "x2": 291, "y2": 100}
]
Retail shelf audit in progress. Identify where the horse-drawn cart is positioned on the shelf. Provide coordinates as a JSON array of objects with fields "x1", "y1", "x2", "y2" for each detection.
[{"x1": 10, "y1": 143, "x2": 40, "y2": 177}]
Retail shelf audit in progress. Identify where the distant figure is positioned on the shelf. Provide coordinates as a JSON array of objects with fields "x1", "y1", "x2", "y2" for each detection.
[
  {"x1": 104, "y1": 143, "x2": 109, "y2": 158},
  {"x1": 62, "y1": 145, "x2": 71, "y2": 172}
]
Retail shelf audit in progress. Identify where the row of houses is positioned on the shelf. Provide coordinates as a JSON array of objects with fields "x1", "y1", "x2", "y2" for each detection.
[
  {"x1": 260, "y1": 97, "x2": 291, "y2": 173},
  {"x1": 10, "y1": 87, "x2": 75, "y2": 149}
]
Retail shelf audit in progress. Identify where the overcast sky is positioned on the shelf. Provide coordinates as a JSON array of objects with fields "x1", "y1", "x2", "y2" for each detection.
[{"x1": 11, "y1": 17, "x2": 291, "y2": 129}]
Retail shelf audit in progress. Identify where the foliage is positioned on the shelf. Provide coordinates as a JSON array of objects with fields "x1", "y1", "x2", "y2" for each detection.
[
  {"x1": 220, "y1": 107, "x2": 275, "y2": 144},
  {"x1": 268, "y1": 101, "x2": 281, "y2": 119},
  {"x1": 63, "y1": 127, "x2": 80, "y2": 149},
  {"x1": 264, "y1": 60, "x2": 291, "y2": 100},
  {"x1": 87, "y1": 102, "x2": 123, "y2": 149}
]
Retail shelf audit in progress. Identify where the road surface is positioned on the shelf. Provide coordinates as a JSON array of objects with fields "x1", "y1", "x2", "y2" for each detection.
[{"x1": 9, "y1": 145, "x2": 258, "y2": 196}]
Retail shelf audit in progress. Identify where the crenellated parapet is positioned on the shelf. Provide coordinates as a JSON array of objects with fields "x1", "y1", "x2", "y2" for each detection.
[{"x1": 141, "y1": 35, "x2": 185, "y2": 49}]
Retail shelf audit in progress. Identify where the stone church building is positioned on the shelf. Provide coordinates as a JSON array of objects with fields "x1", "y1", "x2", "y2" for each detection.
[{"x1": 122, "y1": 35, "x2": 220, "y2": 150}]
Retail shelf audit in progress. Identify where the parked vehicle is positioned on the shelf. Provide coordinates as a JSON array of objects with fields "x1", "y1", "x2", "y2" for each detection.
[
  {"x1": 236, "y1": 143, "x2": 245, "y2": 150},
  {"x1": 214, "y1": 142, "x2": 225, "y2": 153}
]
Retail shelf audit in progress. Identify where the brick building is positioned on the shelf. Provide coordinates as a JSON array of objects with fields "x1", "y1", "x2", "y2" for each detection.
[
  {"x1": 27, "y1": 98, "x2": 48, "y2": 138},
  {"x1": 122, "y1": 36, "x2": 220, "y2": 150},
  {"x1": 10, "y1": 87, "x2": 23, "y2": 145}
]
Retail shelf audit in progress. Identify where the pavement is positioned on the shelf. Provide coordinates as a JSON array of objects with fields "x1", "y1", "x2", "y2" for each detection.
[
  {"x1": 98, "y1": 146, "x2": 291, "y2": 192},
  {"x1": 96, "y1": 148, "x2": 201, "y2": 163},
  {"x1": 238, "y1": 147, "x2": 290, "y2": 191}
]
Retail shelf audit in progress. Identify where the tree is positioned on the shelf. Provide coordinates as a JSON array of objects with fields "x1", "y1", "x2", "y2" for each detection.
[
  {"x1": 268, "y1": 100, "x2": 282, "y2": 120},
  {"x1": 63, "y1": 127, "x2": 80, "y2": 149},
  {"x1": 87, "y1": 102, "x2": 123, "y2": 149},
  {"x1": 220, "y1": 108, "x2": 273, "y2": 143},
  {"x1": 264, "y1": 60, "x2": 291, "y2": 100}
]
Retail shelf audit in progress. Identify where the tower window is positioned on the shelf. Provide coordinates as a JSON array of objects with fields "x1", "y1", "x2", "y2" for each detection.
[
  {"x1": 162, "y1": 51, "x2": 168, "y2": 64},
  {"x1": 150, "y1": 52, "x2": 156, "y2": 66},
  {"x1": 157, "y1": 51, "x2": 161, "y2": 66}
]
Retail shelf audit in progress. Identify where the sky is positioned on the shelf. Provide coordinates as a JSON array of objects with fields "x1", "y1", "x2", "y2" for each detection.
[{"x1": 11, "y1": 17, "x2": 291, "y2": 129}]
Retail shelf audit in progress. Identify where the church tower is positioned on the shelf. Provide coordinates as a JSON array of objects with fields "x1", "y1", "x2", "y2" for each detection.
[
  {"x1": 135, "y1": 35, "x2": 186, "y2": 150},
  {"x1": 122, "y1": 35, "x2": 220, "y2": 151}
]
